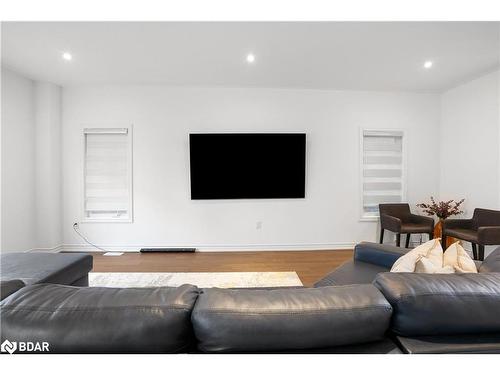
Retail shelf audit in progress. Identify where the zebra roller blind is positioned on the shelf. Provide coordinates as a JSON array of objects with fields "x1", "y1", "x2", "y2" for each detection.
[
  {"x1": 83, "y1": 128, "x2": 132, "y2": 221},
  {"x1": 361, "y1": 130, "x2": 405, "y2": 219}
]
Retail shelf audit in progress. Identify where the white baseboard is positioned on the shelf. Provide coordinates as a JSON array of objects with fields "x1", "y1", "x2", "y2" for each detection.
[
  {"x1": 59, "y1": 242, "x2": 356, "y2": 253},
  {"x1": 27, "y1": 245, "x2": 63, "y2": 253}
]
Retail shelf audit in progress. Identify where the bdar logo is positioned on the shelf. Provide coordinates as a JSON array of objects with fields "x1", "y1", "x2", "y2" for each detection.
[
  {"x1": 1, "y1": 339, "x2": 49, "y2": 354},
  {"x1": 1, "y1": 340, "x2": 17, "y2": 354}
]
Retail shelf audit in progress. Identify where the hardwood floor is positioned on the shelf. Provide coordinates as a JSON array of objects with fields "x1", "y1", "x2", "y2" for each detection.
[{"x1": 91, "y1": 249, "x2": 353, "y2": 287}]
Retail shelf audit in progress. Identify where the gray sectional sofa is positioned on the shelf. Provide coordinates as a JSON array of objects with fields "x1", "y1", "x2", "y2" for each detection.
[{"x1": 1, "y1": 243, "x2": 500, "y2": 354}]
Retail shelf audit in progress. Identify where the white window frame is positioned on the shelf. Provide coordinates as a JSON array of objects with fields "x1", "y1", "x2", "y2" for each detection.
[
  {"x1": 82, "y1": 126, "x2": 133, "y2": 223},
  {"x1": 359, "y1": 128, "x2": 407, "y2": 222}
]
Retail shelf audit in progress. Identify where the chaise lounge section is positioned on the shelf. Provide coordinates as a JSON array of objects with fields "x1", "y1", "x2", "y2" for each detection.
[{"x1": 1, "y1": 252, "x2": 92, "y2": 300}]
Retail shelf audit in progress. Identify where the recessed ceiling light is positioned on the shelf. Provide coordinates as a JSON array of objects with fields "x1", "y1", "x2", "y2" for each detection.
[
  {"x1": 62, "y1": 52, "x2": 73, "y2": 61},
  {"x1": 424, "y1": 60, "x2": 433, "y2": 69},
  {"x1": 246, "y1": 53, "x2": 256, "y2": 64}
]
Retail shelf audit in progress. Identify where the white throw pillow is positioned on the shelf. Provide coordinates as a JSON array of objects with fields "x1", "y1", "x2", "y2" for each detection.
[
  {"x1": 415, "y1": 257, "x2": 455, "y2": 274},
  {"x1": 443, "y1": 241, "x2": 478, "y2": 273},
  {"x1": 390, "y1": 239, "x2": 443, "y2": 273}
]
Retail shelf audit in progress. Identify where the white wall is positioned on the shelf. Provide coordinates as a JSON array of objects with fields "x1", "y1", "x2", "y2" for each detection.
[
  {"x1": 1, "y1": 68, "x2": 37, "y2": 252},
  {"x1": 1, "y1": 68, "x2": 63, "y2": 253},
  {"x1": 440, "y1": 70, "x2": 500, "y2": 256},
  {"x1": 440, "y1": 71, "x2": 499, "y2": 211},
  {"x1": 4, "y1": 71, "x2": 498, "y2": 253},
  {"x1": 34, "y1": 82, "x2": 62, "y2": 249},
  {"x1": 62, "y1": 86, "x2": 440, "y2": 250}
]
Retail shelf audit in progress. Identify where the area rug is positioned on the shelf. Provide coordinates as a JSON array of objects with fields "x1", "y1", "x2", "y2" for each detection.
[{"x1": 89, "y1": 271, "x2": 303, "y2": 288}]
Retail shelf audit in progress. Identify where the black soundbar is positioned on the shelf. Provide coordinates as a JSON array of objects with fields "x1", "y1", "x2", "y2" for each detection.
[{"x1": 140, "y1": 248, "x2": 196, "y2": 253}]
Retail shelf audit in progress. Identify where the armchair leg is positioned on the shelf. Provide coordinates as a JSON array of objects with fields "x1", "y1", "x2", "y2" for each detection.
[
  {"x1": 471, "y1": 243, "x2": 478, "y2": 260},
  {"x1": 478, "y1": 245, "x2": 485, "y2": 261},
  {"x1": 379, "y1": 229, "x2": 384, "y2": 244},
  {"x1": 396, "y1": 233, "x2": 401, "y2": 247},
  {"x1": 405, "y1": 234, "x2": 410, "y2": 248}
]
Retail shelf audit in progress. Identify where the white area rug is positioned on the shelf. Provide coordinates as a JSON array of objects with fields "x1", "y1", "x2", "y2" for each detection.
[{"x1": 89, "y1": 272, "x2": 303, "y2": 288}]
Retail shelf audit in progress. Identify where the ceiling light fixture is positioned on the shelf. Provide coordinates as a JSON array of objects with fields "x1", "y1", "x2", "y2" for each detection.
[
  {"x1": 62, "y1": 52, "x2": 73, "y2": 61},
  {"x1": 423, "y1": 60, "x2": 433, "y2": 69},
  {"x1": 246, "y1": 53, "x2": 256, "y2": 64}
]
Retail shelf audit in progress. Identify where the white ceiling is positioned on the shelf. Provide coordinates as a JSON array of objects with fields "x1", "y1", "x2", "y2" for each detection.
[{"x1": 2, "y1": 22, "x2": 499, "y2": 92}]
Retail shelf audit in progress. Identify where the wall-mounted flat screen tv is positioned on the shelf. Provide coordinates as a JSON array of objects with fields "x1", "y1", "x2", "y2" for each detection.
[{"x1": 189, "y1": 133, "x2": 306, "y2": 199}]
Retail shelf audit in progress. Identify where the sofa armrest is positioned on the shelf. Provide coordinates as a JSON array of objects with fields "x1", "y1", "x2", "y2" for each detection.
[
  {"x1": 478, "y1": 226, "x2": 500, "y2": 245},
  {"x1": 354, "y1": 242, "x2": 409, "y2": 269},
  {"x1": 479, "y1": 246, "x2": 500, "y2": 273},
  {"x1": 409, "y1": 214, "x2": 434, "y2": 228},
  {"x1": 380, "y1": 214, "x2": 402, "y2": 232},
  {"x1": 373, "y1": 272, "x2": 500, "y2": 337},
  {"x1": 443, "y1": 218, "x2": 473, "y2": 231}
]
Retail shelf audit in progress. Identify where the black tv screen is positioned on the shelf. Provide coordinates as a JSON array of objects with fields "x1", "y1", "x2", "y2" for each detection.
[{"x1": 189, "y1": 133, "x2": 306, "y2": 199}]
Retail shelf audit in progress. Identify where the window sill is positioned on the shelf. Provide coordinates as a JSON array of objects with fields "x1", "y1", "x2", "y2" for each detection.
[
  {"x1": 359, "y1": 216, "x2": 379, "y2": 222},
  {"x1": 81, "y1": 218, "x2": 134, "y2": 224}
]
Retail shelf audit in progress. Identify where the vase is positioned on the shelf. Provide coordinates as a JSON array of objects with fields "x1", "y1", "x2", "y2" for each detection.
[{"x1": 433, "y1": 219, "x2": 455, "y2": 248}]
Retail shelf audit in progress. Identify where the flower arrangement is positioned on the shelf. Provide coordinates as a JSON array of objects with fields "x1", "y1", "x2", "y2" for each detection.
[{"x1": 416, "y1": 197, "x2": 465, "y2": 220}]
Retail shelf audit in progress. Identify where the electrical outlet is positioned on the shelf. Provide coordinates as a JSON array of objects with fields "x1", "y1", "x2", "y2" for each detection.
[{"x1": 256, "y1": 221, "x2": 263, "y2": 230}]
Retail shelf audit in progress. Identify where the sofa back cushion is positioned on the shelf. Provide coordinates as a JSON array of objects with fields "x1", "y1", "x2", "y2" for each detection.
[
  {"x1": 0, "y1": 283, "x2": 199, "y2": 353},
  {"x1": 191, "y1": 285, "x2": 392, "y2": 353},
  {"x1": 374, "y1": 273, "x2": 500, "y2": 336}
]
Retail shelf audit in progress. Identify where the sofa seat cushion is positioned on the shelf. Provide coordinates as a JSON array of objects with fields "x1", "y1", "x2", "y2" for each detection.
[
  {"x1": 444, "y1": 228, "x2": 478, "y2": 242},
  {"x1": 191, "y1": 284, "x2": 392, "y2": 353},
  {"x1": 314, "y1": 260, "x2": 389, "y2": 287},
  {"x1": 1, "y1": 253, "x2": 93, "y2": 286},
  {"x1": 0, "y1": 283, "x2": 199, "y2": 353},
  {"x1": 396, "y1": 334, "x2": 500, "y2": 354},
  {"x1": 374, "y1": 272, "x2": 500, "y2": 336}
]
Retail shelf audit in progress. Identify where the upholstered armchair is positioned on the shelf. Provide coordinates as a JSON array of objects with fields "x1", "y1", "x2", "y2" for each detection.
[
  {"x1": 443, "y1": 208, "x2": 500, "y2": 261},
  {"x1": 379, "y1": 203, "x2": 434, "y2": 248}
]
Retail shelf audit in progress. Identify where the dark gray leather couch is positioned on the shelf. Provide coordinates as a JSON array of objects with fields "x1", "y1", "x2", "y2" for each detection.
[{"x1": 1, "y1": 244, "x2": 500, "y2": 354}]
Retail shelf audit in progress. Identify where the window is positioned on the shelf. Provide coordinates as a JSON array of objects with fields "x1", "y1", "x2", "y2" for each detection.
[
  {"x1": 83, "y1": 127, "x2": 133, "y2": 222},
  {"x1": 360, "y1": 129, "x2": 405, "y2": 220}
]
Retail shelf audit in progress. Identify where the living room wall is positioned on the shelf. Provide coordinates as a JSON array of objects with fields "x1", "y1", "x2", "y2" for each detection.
[
  {"x1": 60, "y1": 86, "x2": 441, "y2": 251},
  {"x1": 4, "y1": 70, "x2": 498, "y2": 253},
  {"x1": 1, "y1": 68, "x2": 37, "y2": 252},
  {"x1": 1, "y1": 68, "x2": 63, "y2": 253},
  {"x1": 440, "y1": 70, "x2": 500, "y2": 256}
]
